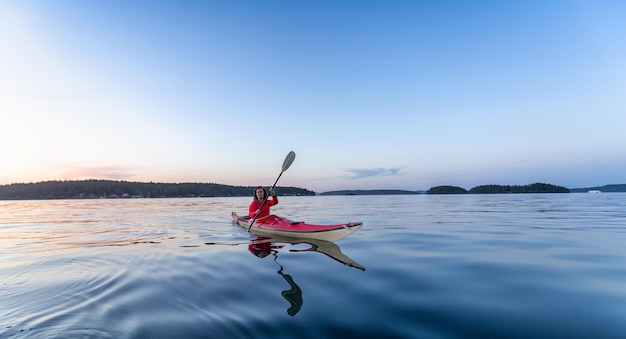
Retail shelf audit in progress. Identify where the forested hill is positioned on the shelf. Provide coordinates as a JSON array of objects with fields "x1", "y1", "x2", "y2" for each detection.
[
  {"x1": 0, "y1": 180, "x2": 316, "y2": 200},
  {"x1": 428, "y1": 183, "x2": 569, "y2": 194},
  {"x1": 322, "y1": 183, "x2": 569, "y2": 195}
]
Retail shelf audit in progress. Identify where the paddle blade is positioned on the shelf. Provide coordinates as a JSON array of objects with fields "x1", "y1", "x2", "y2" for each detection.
[{"x1": 282, "y1": 151, "x2": 296, "y2": 172}]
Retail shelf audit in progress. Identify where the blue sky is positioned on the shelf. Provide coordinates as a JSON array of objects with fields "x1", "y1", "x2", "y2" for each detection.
[{"x1": 1, "y1": 1, "x2": 625, "y2": 192}]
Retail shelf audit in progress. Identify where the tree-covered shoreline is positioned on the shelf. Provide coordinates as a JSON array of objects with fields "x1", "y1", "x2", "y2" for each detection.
[
  {"x1": 3, "y1": 180, "x2": 621, "y2": 200},
  {"x1": 323, "y1": 183, "x2": 572, "y2": 195},
  {"x1": 0, "y1": 180, "x2": 316, "y2": 200},
  {"x1": 426, "y1": 183, "x2": 569, "y2": 194}
]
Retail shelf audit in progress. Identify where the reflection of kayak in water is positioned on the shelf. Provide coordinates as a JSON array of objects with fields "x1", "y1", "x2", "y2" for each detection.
[
  {"x1": 291, "y1": 237, "x2": 366, "y2": 271},
  {"x1": 246, "y1": 235, "x2": 364, "y2": 316},
  {"x1": 248, "y1": 235, "x2": 365, "y2": 271},
  {"x1": 232, "y1": 212, "x2": 362, "y2": 242}
]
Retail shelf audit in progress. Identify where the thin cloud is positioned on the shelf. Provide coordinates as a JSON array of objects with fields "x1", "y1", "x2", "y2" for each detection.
[{"x1": 347, "y1": 167, "x2": 402, "y2": 179}]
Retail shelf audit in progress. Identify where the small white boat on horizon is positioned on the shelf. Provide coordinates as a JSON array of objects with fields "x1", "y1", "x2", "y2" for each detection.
[{"x1": 588, "y1": 190, "x2": 602, "y2": 193}]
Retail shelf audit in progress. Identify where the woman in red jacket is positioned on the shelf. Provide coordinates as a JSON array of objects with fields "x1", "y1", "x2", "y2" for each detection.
[{"x1": 248, "y1": 186, "x2": 278, "y2": 218}]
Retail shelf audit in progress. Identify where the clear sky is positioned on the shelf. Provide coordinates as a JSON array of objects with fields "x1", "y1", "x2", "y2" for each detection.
[{"x1": 2, "y1": 1, "x2": 625, "y2": 192}]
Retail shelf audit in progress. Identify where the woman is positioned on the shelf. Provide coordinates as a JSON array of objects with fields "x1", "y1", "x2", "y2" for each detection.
[{"x1": 249, "y1": 186, "x2": 278, "y2": 218}]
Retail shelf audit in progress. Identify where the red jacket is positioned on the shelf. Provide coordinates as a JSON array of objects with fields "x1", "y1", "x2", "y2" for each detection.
[{"x1": 249, "y1": 196, "x2": 278, "y2": 218}]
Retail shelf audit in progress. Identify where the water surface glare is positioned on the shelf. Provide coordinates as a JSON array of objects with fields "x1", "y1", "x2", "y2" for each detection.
[{"x1": 1, "y1": 194, "x2": 626, "y2": 338}]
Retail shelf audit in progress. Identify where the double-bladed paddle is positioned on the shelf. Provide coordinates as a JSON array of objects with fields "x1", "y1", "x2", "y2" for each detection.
[{"x1": 248, "y1": 151, "x2": 296, "y2": 231}]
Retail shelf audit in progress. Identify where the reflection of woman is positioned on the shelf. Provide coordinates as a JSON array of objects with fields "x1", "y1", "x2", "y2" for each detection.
[
  {"x1": 248, "y1": 242, "x2": 272, "y2": 258},
  {"x1": 248, "y1": 238, "x2": 283, "y2": 258}
]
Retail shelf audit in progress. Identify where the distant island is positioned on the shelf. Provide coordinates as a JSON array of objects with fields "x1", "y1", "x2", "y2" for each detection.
[
  {"x1": 0, "y1": 180, "x2": 315, "y2": 200},
  {"x1": 322, "y1": 183, "x2": 569, "y2": 195},
  {"x1": 320, "y1": 189, "x2": 423, "y2": 196},
  {"x1": 427, "y1": 183, "x2": 569, "y2": 194}
]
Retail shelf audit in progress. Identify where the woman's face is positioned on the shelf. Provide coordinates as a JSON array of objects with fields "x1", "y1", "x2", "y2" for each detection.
[{"x1": 255, "y1": 188, "x2": 265, "y2": 199}]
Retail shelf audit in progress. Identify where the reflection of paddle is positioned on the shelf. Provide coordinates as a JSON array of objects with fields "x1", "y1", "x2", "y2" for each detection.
[
  {"x1": 248, "y1": 151, "x2": 296, "y2": 231},
  {"x1": 272, "y1": 254, "x2": 303, "y2": 316},
  {"x1": 277, "y1": 267, "x2": 303, "y2": 316}
]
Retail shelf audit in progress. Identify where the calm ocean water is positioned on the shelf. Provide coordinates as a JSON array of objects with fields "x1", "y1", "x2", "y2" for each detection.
[{"x1": 1, "y1": 194, "x2": 625, "y2": 338}]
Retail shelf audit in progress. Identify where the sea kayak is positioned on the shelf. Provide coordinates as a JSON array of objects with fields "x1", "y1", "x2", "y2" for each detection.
[{"x1": 232, "y1": 212, "x2": 362, "y2": 242}]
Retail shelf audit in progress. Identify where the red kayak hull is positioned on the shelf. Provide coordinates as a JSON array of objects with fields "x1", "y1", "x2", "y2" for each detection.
[{"x1": 232, "y1": 212, "x2": 362, "y2": 242}]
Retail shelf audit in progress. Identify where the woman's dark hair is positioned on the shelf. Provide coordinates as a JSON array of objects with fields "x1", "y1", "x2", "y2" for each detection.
[{"x1": 253, "y1": 186, "x2": 267, "y2": 202}]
